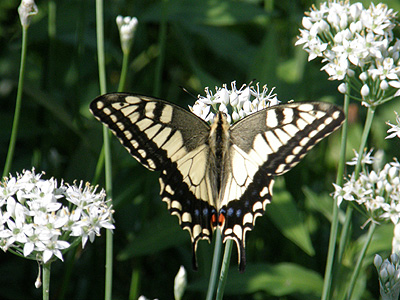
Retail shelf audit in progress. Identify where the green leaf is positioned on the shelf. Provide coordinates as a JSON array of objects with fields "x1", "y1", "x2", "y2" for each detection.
[{"x1": 268, "y1": 178, "x2": 315, "y2": 256}]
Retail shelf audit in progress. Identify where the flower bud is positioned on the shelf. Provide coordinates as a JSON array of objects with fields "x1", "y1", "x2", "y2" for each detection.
[
  {"x1": 361, "y1": 84, "x2": 370, "y2": 97},
  {"x1": 218, "y1": 103, "x2": 228, "y2": 113},
  {"x1": 391, "y1": 253, "x2": 399, "y2": 265},
  {"x1": 347, "y1": 69, "x2": 355, "y2": 77},
  {"x1": 232, "y1": 111, "x2": 240, "y2": 122},
  {"x1": 359, "y1": 72, "x2": 368, "y2": 81},
  {"x1": 375, "y1": 254, "x2": 383, "y2": 269},
  {"x1": 174, "y1": 266, "x2": 187, "y2": 300},
  {"x1": 18, "y1": 0, "x2": 38, "y2": 28},
  {"x1": 116, "y1": 15, "x2": 138, "y2": 53},
  {"x1": 218, "y1": 88, "x2": 230, "y2": 105},
  {"x1": 380, "y1": 268, "x2": 389, "y2": 281},
  {"x1": 387, "y1": 263, "x2": 395, "y2": 277},
  {"x1": 338, "y1": 83, "x2": 347, "y2": 94},
  {"x1": 380, "y1": 80, "x2": 389, "y2": 90},
  {"x1": 230, "y1": 90, "x2": 239, "y2": 106}
]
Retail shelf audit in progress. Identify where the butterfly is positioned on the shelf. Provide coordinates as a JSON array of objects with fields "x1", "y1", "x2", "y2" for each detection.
[{"x1": 90, "y1": 92, "x2": 344, "y2": 272}]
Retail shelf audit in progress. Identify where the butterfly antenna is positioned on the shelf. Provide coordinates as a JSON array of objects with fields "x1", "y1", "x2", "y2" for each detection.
[{"x1": 180, "y1": 86, "x2": 197, "y2": 99}]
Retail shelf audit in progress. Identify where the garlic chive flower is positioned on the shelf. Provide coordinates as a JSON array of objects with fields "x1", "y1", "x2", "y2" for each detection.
[
  {"x1": 190, "y1": 81, "x2": 280, "y2": 125},
  {"x1": 0, "y1": 169, "x2": 114, "y2": 263},
  {"x1": 332, "y1": 150, "x2": 400, "y2": 226},
  {"x1": 116, "y1": 15, "x2": 138, "y2": 53},
  {"x1": 346, "y1": 148, "x2": 376, "y2": 166},
  {"x1": 374, "y1": 253, "x2": 400, "y2": 300},
  {"x1": 296, "y1": 1, "x2": 400, "y2": 106},
  {"x1": 386, "y1": 111, "x2": 400, "y2": 139},
  {"x1": 18, "y1": 0, "x2": 38, "y2": 28}
]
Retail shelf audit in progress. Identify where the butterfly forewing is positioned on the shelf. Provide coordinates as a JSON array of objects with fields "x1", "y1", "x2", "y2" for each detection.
[
  {"x1": 90, "y1": 93, "x2": 345, "y2": 272},
  {"x1": 90, "y1": 93, "x2": 218, "y2": 268},
  {"x1": 220, "y1": 102, "x2": 345, "y2": 271}
]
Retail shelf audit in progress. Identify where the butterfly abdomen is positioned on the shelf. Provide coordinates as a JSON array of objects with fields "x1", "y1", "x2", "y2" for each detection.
[{"x1": 208, "y1": 112, "x2": 231, "y2": 193}]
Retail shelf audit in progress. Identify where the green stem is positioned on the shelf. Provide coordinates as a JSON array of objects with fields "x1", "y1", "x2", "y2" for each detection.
[
  {"x1": 206, "y1": 229, "x2": 223, "y2": 300},
  {"x1": 337, "y1": 105, "x2": 376, "y2": 266},
  {"x1": 337, "y1": 206, "x2": 352, "y2": 263},
  {"x1": 154, "y1": 0, "x2": 168, "y2": 97},
  {"x1": 95, "y1": 1, "x2": 113, "y2": 300},
  {"x1": 96, "y1": 0, "x2": 107, "y2": 96},
  {"x1": 118, "y1": 51, "x2": 130, "y2": 92},
  {"x1": 128, "y1": 266, "x2": 140, "y2": 300},
  {"x1": 42, "y1": 262, "x2": 51, "y2": 300},
  {"x1": 92, "y1": 145, "x2": 105, "y2": 186},
  {"x1": 346, "y1": 222, "x2": 376, "y2": 300},
  {"x1": 215, "y1": 240, "x2": 233, "y2": 300},
  {"x1": 321, "y1": 79, "x2": 350, "y2": 300},
  {"x1": 340, "y1": 106, "x2": 376, "y2": 300},
  {"x1": 354, "y1": 106, "x2": 376, "y2": 179},
  {"x1": 3, "y1": 26, "x2": 28, "y2": 177}
]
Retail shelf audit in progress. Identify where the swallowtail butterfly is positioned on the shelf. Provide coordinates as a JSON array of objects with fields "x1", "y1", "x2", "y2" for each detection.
[{"x1": 90, "y1": 93, "x2": 344, "y2": 272}]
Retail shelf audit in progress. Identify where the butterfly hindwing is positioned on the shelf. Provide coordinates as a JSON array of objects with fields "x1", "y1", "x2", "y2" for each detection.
[
  {"x1": 220, "y1": 102, "x2": 345, "y2": 271},
  {"x1": 90, "y1": 93, "x2": 218, "y2": 268}
]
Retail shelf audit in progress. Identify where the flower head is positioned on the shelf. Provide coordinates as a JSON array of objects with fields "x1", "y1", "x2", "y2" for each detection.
[
  {"x1": 374, "y1": 253, "x2": 400, "y2": 300},
  {"x1": 190, "y1": 81, "x2": 280, "y2": 124},
  {"x1": 116, "y1": 15, "x2": 138, "y2": 53},
  {"x1": 296, "y1": 1, "x2": 400, "y2": 106},
  {"x1": 333, "y1": 150, "x2": 400, "y2": 226},
  {"x1": 0, "y1": 169, "x2": 114, "y2": 263}
]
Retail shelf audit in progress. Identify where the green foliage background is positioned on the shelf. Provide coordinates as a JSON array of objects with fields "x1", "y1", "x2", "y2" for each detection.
[{"x1": 1, "y1": 0, "x2": 400, "y2": 299}]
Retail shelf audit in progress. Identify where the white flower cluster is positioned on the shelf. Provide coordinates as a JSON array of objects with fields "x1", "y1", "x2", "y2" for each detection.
[
  {"x1": 333, "y1": 152, "x2": 400, "y2": 225},
  {"x1": 190, "y1": 81, "x2": 280, "y2": 124},
  {"x1": 386, "y1": 111, "x2": 400, "y2": 139},
  {"x1": 374, "y1": 253, "x2": 400, "y2": 300},
  {"x1": 116, "y1": 15, "x2": 138, "y2": 53},
  {"x1": 296, "y1": 1, "x2": 400, "y2": 104},
  {"x1": 0, "y1": 169, "x2": 114, "y2": 263}
]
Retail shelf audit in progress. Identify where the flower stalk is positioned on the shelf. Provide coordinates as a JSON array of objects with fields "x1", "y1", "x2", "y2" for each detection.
[
  {"x1": 116, "y1": 15, "x2": 138, "y2": 92},
  {"x1": 3, "y1": 0, "x2": 38, "y2": 177},
  {"x1": 42, "y1": 262, "x2": 51, "y2": 300},
  {"x1": 95, "y1": 1, "x2": 113, "y2": 300},
  {"x1": 206, "y1": 229, "x2": 223, "y2": 300},
  {"x1": 216, "y1": 240, "x2": 233, "y2": 300},
  {"x1": 2, "y1": 25, "x2": 27, "y2": 177},
  {"x1": 321, "y1": 78, "x2": 350, "y2": 300},
  {"x1": 347, "y1": 222, "x2": 376, "y2": 300}
]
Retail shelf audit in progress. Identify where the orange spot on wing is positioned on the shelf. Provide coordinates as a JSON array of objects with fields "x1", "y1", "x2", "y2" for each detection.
[{"x1": 218, "y1": 213, "x2": 225, "y2": 226}]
